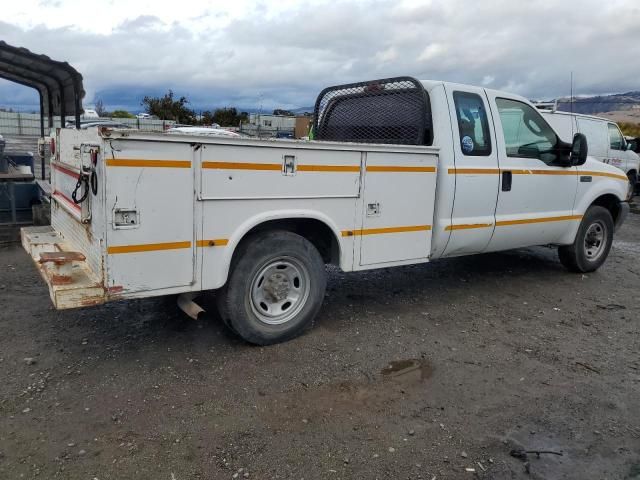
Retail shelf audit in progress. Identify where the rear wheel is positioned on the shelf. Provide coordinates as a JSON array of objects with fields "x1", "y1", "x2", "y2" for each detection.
[
  {"x1": 558, "y1": 206, "x2": 614, "y2": 273},
  {"x1": 216, "y1": 230, "x2": 327, "y2": 345}
]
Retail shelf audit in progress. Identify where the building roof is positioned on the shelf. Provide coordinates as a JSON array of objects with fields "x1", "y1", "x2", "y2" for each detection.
[{"x1": 0, "y1": 41, "x2": 85, "y2": 124}]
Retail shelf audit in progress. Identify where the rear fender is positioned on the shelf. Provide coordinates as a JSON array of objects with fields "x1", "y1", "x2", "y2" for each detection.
[{"x1": 213, "y1": 209, "x2": 345, "y2": 289}]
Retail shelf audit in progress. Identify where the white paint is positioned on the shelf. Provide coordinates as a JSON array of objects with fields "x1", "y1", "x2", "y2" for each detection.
[
  {"x1": 24, "y1": 80, "x2": 630, "y2": 309},
  {"x1": 542, "y1": 110, "x2": 640, "y2": 178}
]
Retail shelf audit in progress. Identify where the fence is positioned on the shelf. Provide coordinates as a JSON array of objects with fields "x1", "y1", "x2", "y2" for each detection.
[
  {"x1": 239, "y1": 123, "x2": 296, "y2": 139},
  {"x1": 0, "y1": 111, "x2": 175, "y2": 136}
]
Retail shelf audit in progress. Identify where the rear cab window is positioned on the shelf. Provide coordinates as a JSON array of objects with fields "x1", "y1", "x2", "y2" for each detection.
[{"x1": 453, "y1": 91, "x2": 491, "y2": 156}]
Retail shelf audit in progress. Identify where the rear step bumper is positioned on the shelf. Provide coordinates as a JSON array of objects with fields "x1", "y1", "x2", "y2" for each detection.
[{"x1": 21, "y1": 226, "x2": 106, "y2": 309}]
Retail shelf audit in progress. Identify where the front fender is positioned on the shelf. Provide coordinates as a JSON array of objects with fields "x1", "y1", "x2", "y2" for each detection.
[{"x1": 557, "y1": 173, "x2": 628, "y2": 245}]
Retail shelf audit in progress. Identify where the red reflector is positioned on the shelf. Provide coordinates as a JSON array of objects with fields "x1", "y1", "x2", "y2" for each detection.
[{"x1": 50, "y1": 138, "x2": 56, "y2": 155}]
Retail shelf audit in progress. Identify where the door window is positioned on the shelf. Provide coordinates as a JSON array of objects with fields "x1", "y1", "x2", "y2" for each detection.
[
  {"x1": 577, "y1": 118, "x2": 609, "y2": 159},
  {"x1": 608, "y1": 123, "x2": 625, "y2": 151},
  {"x1": 495, "y1": 98, "x2": 559, "y2": 163},
  {"x1": 453, "y1": 92, "x2": 491, "y2": 156}
]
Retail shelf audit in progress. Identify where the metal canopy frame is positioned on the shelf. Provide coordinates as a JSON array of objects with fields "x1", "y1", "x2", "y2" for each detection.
[{"x1": 0, "y1": 41, "x2": 85, "y2": 179}]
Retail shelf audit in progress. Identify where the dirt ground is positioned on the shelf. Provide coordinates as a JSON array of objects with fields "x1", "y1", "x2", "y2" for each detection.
[{"x1": 1, "y1": 205, "x2": 640, "y2": 480}]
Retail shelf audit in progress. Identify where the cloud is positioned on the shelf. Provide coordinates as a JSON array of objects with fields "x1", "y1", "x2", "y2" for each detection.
[{"x1": 0, "y1": 0, "x2": 639, "y2": 112}]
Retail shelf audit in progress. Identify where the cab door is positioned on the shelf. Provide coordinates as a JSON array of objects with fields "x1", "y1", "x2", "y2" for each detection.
[
  {"x1": 485, "y1": 94, "x2": 579, "y2": 252},
  {"x1": 442, "y1": 86, "x2": 499, "y2": 256},
  {"x1": 606, "y1": 122, "x2": 629, "y2": 174}
]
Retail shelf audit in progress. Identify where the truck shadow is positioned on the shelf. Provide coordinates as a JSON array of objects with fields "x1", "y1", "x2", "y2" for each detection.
[{"x1": 52, "y1": 244, "x2": 570, "y2": 355}]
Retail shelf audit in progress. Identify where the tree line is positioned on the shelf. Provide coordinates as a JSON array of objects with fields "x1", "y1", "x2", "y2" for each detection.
[{"x1": 94, "y1": 90, "x2": 289, "y2": 126}]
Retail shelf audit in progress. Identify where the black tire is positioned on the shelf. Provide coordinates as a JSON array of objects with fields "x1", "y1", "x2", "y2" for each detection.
[
  {"x1": 216, "y1": 230, "x2": 327, "y2": 345},
  {"x1": 558, "y1": 206, "x2": 614, "y2": 273}
]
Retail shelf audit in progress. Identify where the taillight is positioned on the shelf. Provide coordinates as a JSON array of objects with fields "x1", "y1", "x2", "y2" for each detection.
[{"x1": 49, "y1": 138, "x2": 56, "y2": 156}]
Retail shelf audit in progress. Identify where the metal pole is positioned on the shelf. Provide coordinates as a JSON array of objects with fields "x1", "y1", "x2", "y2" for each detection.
[
  {"x1": 75, "y1": 91, "x2": 81, "y2": 129},
  {"x1": 60, "y1": 82, "x2": 66, "y2": 128},
  {"x1": 9, "y1": 182, "x2": 17, "y2": 224},
  {"x1": 39, "y1": 92, "x2": 46, "y2": 180}
]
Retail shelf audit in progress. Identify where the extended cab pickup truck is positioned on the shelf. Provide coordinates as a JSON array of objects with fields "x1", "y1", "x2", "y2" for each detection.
[{"x1": 22, "y1": 77, "x2": 630, "y2": 345}]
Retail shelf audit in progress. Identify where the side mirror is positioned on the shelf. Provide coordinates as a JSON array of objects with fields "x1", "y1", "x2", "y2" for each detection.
[{"x1": 570, "y1": 133, "x2": 588, "y2": 166}]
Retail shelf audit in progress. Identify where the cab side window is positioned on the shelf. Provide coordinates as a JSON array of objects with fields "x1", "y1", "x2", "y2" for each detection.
[
  {"x1": 453, "y1": 92, "x2": 491, "y2": 156},
  {"x1": 495, "y1": 98, "x2": 559, "y2": 164},
  {"x1": 608, "y1": 123, "x2": 625, "y2": 151}
]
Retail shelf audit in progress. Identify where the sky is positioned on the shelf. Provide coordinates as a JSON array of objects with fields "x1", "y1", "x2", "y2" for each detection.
[{"x1": 1, "y1": 0, "x2": 639, "y2": 112}]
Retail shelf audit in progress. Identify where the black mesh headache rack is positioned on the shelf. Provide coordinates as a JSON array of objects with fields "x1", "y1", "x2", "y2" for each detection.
[{"x1": 312, "y1": 76, "x2": 432, "y2": 146}]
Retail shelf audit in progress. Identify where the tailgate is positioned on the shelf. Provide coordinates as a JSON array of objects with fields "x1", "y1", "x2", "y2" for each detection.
[
  {"x1": 21, "y1": 225, "x2": 106, "y2": 308},
  {"x1": 22, "y1": 128, "x2": 107, "y2": 309}
]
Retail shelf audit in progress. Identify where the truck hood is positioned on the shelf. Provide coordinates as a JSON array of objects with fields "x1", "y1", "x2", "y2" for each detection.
[{"x1": 580, "y1": 156, "x2": 629, "y2": 181}]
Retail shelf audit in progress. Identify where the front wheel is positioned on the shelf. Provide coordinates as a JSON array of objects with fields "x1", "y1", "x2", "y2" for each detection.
[
  {"x1": 216, "y1": 230, "x2": 327, "y2": 345},
  {"x1": 558, "y1": 206, "x2": 614, "y2": 273}
]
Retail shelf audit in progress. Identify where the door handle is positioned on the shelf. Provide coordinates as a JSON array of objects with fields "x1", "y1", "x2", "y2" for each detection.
[{"x1": 502, "y1": 171, "x2": 512, "y2": 191}]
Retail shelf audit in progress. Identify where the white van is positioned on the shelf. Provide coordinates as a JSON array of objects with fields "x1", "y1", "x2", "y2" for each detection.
[
  {"x1": 541, "y1": 110, "x2": 639, "y2": 193},
  {"x1": 81, "y1": 108, "x2": 99, "y2": 119}
]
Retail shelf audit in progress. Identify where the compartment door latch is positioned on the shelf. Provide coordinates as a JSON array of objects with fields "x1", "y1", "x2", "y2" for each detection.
[
  {"x1": 113, "y1": 208, "x2": 140, "y2": 229},
  {"x1": 367, "y1": 202, "x2": 381, "y2": 216},
  {"x1": 282, "y1": 155, "x2": 297, "y2": 176}
]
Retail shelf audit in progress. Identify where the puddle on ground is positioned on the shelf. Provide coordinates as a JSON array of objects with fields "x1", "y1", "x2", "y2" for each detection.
[{"x1": 381, "y1": 359, "x2": 432, "y2": 382}]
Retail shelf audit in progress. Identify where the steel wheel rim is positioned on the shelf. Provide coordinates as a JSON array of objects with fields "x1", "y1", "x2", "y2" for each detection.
[
  {"x1": 584, "y1": 220, "x2": 607, "y2": 261},
  {"x1": 249, "y1": 257, "x2": 310, "y2": 325}
]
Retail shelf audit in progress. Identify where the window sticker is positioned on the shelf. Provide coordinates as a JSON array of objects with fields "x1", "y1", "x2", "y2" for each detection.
[{"x1": 461, "y1": 135, "x2": 474, "y2": 153}]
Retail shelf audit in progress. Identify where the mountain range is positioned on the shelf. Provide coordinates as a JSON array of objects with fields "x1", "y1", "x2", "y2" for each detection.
[
  {"x1": 1, "y1": 84, "x2": 639, "y2": 120},
  {"x1": 552, "y1": 91, "x2": 640, "y2": 116}
]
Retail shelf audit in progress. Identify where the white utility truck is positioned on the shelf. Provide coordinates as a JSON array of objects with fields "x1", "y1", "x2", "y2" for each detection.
[
  {"x1": 22, "y1": 77, "x2": 630, "y2": 345},
  {"x1": 540, "y1": 109, "x2": 640, "y2": 194}
]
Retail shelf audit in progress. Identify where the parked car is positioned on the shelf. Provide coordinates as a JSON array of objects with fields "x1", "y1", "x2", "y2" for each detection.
[
  {"x1": 65, "y1": 120, "x2": 132, "y2": 129},
  {"x1": 81, "y1": 109, "x2": 99, "y2": 120},
  {"x1": 23, "y1": 76, "x2": 630, "y2": 345},
  {"x1": 166, "y1": 126, "x2": 242, "y2": 138},
  {"x1": 541, "y1": 110, "x2": 640, "y2": 196},
  {"x1": 275, "y1": 131, "x2": 294, "y2": 139}
]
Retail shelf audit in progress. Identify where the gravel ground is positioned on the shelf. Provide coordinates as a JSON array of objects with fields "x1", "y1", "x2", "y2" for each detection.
[{"x1": 1, "y1": 204, "x2": 639, "y2": 480}]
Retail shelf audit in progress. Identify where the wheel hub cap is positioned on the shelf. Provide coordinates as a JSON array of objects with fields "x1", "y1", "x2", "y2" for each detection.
[
  {"x1": 263, "y1": 273, "x2": 290, "y2": 302},
  {"x1": 584, "y1": 221, "x2": 606, "y2": 261},
  {"x1": 249, "y1": 257, "x2": 310, "y2": 325}
]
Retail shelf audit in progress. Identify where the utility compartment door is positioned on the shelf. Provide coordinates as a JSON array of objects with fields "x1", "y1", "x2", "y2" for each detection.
[
  {"x1": 104, "y1": 140, "x2": 196, "y2": 293},
  {"x1": 199, "y1": 144, "x2": 362, "y2": 199},
  {"x1": 358, "y1": 151, "x2": 438, "y2": 266}
]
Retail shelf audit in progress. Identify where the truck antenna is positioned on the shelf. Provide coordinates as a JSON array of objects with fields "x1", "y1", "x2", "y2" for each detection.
[{"x1": 570, "y1": 71, "x2": 574, "y2": 137}]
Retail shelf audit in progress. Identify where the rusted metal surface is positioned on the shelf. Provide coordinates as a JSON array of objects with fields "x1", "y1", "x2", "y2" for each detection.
[
  {"x1": 39, "y1": 251, "x2": 86, "y2": 263},
  {"x1": 21, "y1": 225, "x2": 107, "y2": 309},
  {"x1": 106, "y1": 285, "x2": 124, "y2": 294},
  {"x1": 51, "y1": 273, "x2": 73, "y2": 285}
]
